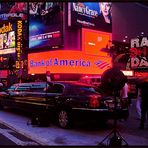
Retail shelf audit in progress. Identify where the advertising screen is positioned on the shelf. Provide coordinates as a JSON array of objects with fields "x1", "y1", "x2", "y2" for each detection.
[
  {"x1": 0, "y1": 21, "x2": 16, "y2": 55},
  {"x1": 0, "y1": 53, "x2": 15, "y2": 69},
  {"x1": 68, "y1": 2, "x2": 112, "y2": 33},
  {"x1": 28, "y1": 50, "x2": 112, "y2": 75},
  {"x1": 126, "y1": 46, "x2": 148, "y2": 70},
  {"x1": 0, "y1": 31, "x2": 15, "y2": 49},
  {"x1": 29, "y1": 2, "x2": 63, "y2": 49},
  {"x1": 82, "y1": 28, "x2": 112, "y2": 56},
  {"x1": 0, "y1": 2, "x2": 27, "y2": 20}
]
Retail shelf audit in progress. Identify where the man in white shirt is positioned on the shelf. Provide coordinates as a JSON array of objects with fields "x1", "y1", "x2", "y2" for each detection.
[
  {"x1": 120, "y1": 83, "x2": 128, "y2": 100},
  {"x1": 119, "y1": 82, "x2": 129, "y2": 121}
]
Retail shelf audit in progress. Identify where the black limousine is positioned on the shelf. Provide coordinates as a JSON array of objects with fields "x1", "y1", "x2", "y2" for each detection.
[{"x1": 0, "y1": 81, "x2": 129, "y2": 128}]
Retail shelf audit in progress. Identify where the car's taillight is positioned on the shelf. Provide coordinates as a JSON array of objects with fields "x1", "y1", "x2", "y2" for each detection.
[{"x1": 89, "y1": 95, "x2": 100, "y2": 108}]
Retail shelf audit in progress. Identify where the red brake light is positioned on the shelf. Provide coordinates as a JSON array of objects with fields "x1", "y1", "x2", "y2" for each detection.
[{"x1": 89, "y1": 95, "x2": 100, "y2": 108}]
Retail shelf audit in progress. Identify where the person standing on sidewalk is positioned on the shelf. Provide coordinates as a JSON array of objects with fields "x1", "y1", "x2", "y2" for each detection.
[
  {"x1": 120, "y1": 78, "x2": 129, "y2": 108},
  {"x1": 139, "y1": 78, "x2": 148, "y2": 129},
  {"x1": 136, "y1": 84, "x2": 141, "y2": 120}
]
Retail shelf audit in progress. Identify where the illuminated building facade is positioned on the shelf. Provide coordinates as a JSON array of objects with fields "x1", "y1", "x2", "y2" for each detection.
[
  {"x1": 3, "y1": 2, "x2": 148, "y2": 83},
  {"x1": 28, "y1": 2, "x2": 112, "y2": 81}
]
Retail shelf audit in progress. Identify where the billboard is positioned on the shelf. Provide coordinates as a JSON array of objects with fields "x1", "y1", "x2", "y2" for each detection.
[
  {"x1": 126, "y1": 37, "x2": 148, "y2": 70},
  {"x1": 68, "y1": 2, "x2": 112, "y2": 32},
  {"x1": 0, "y1": 2, "x2": 27, "y2": 20},
  {"x1": 82, "y1": 28, "x2": 112, "y2": 56},
  {"x1": 126, "y1": 53, "x2": 148, "y2": 70},
  {"x1": 28, "y1": 50, "x2": 112, "y2": 75},
  {"x1": 0, "y1": 21, "x2": 16, "y2": 55},
  {"x1": 29, "y1": 2, "x2": 63, "y2": 49},
  {"x1": 0, "y1": 20, "x2": 25, "y2": 71}
]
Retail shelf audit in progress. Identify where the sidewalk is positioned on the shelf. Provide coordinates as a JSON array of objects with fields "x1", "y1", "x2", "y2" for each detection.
[{"x1": 0, "y1": 100, "x2": 147, "y2": 146}]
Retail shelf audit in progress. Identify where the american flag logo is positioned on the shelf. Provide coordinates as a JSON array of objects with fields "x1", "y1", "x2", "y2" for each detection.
[{"x1": 95, "y1": 61, "x2": 111, "y2": 69}]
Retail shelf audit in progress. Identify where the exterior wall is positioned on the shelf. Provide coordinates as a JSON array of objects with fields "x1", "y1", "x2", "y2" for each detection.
[{"x1": 63, "y1": 3, "x2": 81, "y2": 51}]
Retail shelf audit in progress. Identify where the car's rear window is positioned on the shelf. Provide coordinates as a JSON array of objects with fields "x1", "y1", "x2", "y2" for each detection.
[{"x1": 68, "y1": 86, "x2": 97, "y2": 94}]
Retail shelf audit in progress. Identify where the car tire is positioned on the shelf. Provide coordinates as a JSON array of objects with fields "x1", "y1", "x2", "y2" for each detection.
[{"x1": 58, "y1": 109, "x2": 72, "y2": 129}]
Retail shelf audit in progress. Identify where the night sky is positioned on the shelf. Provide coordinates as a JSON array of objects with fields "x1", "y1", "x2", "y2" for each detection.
[{"x1": 112, "y1": 3, "x2": 148, "y2": 43}]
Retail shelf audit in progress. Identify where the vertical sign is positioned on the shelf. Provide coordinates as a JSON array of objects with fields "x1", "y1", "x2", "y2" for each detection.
[{"x1": 16, "y1": 20, "x2": 23, "y2": 69}]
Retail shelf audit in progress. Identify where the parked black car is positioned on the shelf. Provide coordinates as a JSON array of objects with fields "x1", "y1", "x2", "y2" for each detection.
[{"x1": 0, "y1": 81, "x2": 129, "y2": 128}]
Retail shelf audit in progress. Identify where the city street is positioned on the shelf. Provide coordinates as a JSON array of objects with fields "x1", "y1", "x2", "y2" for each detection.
[
  {"x1": 0, "y1": 99, "x2": 147, "y2": 146},
  {"x1": 0, "y1": 2, "x2": 147, "y2": 147}
]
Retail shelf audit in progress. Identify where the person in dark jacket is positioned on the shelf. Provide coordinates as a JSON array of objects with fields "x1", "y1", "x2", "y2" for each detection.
[{"x1": 139, "y1": 79, "x2": 148, "y2": 129}]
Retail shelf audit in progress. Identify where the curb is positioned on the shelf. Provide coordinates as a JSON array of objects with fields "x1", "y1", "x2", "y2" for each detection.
[{"x1": 0, "y1": 119, "x2": 48, "y2": 146}]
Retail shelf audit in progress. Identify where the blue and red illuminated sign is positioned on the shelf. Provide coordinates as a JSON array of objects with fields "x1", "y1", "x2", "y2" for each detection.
[{"x1": 28, "y1": 50, "x2": 112, "y2": 75}]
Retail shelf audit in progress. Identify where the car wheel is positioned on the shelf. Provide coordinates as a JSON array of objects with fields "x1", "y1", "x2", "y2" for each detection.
[{"x1": 58, "y1": 110, "x2": 71, "y2": 129}]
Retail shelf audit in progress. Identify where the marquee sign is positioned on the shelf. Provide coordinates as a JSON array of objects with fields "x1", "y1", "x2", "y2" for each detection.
[{"x1": 28, "y1": 50, "x2": 112, "y2": 75}]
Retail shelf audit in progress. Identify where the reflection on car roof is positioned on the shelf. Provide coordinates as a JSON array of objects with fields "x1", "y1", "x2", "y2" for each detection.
[
  {"x1": 53, "y1": 81, "x2": 94, "y2": 87},
  {"x1": 12, "y1": 81, "x2": 94, "y2": 87}
]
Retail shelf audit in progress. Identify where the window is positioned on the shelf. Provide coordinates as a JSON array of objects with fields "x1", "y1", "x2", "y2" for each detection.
[
  {"x1": 16, "y1": 86, "x2": 31, "y2": 91},
  {"x1": 30, "y1": 87, "x2": 45, "y2": 92},
  {"x1": 69, "y1": 86, "x2": 96, "y2": 95},
  {"x1": 47, "y1": 84, "x2": 64, "y2": 93}
]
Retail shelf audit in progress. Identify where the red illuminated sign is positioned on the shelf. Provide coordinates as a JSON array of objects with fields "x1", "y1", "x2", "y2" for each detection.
[
  {"x1": 135, "y1": 71, "x2": 148, "y2": 77},
  {"x1": 82, "y1": 28, "x2": 112, "y2": 56},
  {"x1": 0, "y1": 70, "x2": 8, "y2": 78}
]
